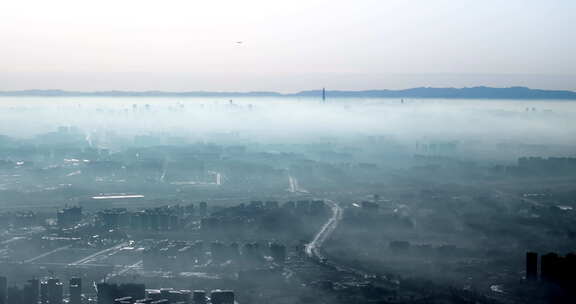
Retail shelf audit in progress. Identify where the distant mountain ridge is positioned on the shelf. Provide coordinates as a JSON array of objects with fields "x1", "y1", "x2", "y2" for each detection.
[
  {"x1": 297, "y1": 86, "x2": 576, "y2": 99},
  {"x1": 1, "y1": 86, "x2": 575, "y2": 99}
]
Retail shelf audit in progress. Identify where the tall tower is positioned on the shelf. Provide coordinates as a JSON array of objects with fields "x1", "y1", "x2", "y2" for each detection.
[{"x1": 322, "y1": 87, "x2": 326, "y2": 103}]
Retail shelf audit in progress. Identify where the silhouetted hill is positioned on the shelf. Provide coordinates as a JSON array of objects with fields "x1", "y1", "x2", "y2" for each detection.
[
  {"x1": 1, "y1": 86, "x2": 575, "y2": 99},
  {"x1": 296, "y1": 86, "x2": 576, "y2": 99}
]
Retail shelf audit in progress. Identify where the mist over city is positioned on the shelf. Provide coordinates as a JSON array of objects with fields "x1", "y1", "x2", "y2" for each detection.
[{"x1": 2, "y1": 1, "x2": 576, "y2": 304}]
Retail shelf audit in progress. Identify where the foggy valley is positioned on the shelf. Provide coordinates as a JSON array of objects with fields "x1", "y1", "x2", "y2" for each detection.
[{"x1": 1, "y1": 96, "x2": 576, "y2": 304}]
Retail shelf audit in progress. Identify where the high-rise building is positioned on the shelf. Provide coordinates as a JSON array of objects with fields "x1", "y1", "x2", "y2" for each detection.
[
  {"x1": 47, "y1": 278, "x2": 63, "y2": 304},
  {"x1": 53, "y1": 282, "x2": 64, "y2": 304},
  {"x1": 541, "y1": 252, "x2": 560, "y2": 282},
  {"x1": 96, "y1": 283, "x2": 115, "y2": 304},
  {"x1": 6, "y1": 287, "x2": 22, "y2": 304},
  {"x1": 40, "y1": 281, "x2": 48, "y2": 304},
  {"x1": 210, "y1": 290, "x2": 234, "y2": 304},
  {"x1": 97, "y1": 283, "x2": 145, "y2": 304},
  {"x1": 69, "y1": 277, "x2": 82, "y2": 304},
  {"x1": 23, "y1": 279, "x2": 40, "y2": 304},
  {"x1": 192, "y1": 290, "x2": 206, "y2": 304},
  {"x1": 526, "y1": 252, "x2": 538, "y2": 280}
]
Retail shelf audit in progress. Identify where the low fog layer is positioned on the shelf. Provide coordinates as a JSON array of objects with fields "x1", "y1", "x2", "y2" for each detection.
[{"x1": 1, "y1": 97, "x2": 575, "y2": 151}]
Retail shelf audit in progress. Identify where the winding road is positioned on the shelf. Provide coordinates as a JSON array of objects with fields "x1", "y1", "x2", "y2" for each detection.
[
  {"x1": 304, "y1": 199, "x2": 343, "y2": 260},
  {"x1": 288, "y1": 175, "x2": 376, "y2": 279},
  {"x1": 303, "y1": 197, "x2": 392, "y2": 283},
  {"x1": 287, "y1": 175, "x2": 342, "y2": 260}
]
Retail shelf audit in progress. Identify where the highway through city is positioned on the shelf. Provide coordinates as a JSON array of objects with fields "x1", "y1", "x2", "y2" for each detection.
[
  {"x1": 295, "y1": 176, "x2": 392, "y2": 283},
  {"x1": 304, "y1": 199, "x2": 343, "y2": 260},
  {"x1": 303, "y1": 196, "x2": 396, "y2": 286},
  {"x1": 288, "y1": 174, "x2": 342, "y2": 261}
]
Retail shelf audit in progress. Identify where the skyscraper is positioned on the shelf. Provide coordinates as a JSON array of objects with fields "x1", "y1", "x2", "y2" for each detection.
[
  {"x1": 40, "y1": 281, "x2": 48, "y2": 304},
  {"x1": 541, "y1": 252, "x2": 560, "y2": 283},
  {"x1": 69, "y1": 278, "x2": 82, "y2": 304},
  {"x1": 47, "y1": 278, "x2": 63, "y2": 304},
  {"x1": 23, "y1": 279, "x2": 40, "y2": 304},
  {"x1": 526, "y1": 252, "x2": 538, "y2": 280}
]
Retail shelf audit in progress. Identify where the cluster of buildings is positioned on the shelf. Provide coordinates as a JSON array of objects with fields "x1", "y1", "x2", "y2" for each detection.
[
  {"x1": 57, "y1": 207, "x2": 83, "y2": 228},
  {"x1": 200, "y1": 200, "x2": 328, "y2": 234},
  {"x1": 199, "y1": 217, "x2": 246, "y2": 233},
  {"x1": 0, "y1": 276, "x2": 82, "y2": 304},
  {"x1": 95, "y1": 205, "x2": 197, "y2": 231},
  {"x1": 208, "y1": 199, "x2": 327, "y2": 215},
  {"x1": 0, "y1": 211, "x2": 38, "y2": 228},
  {"x1": 97, "y1": 283, "x2": 234, "y2": 304},
  {"x1": 526, "y1": 251, "x2": 576, "y2": 286},
  {"x1": 513, "y1": 157, "x2": 576, "y2": 176},
  {"x1": 0, "y1": 276, "x2": 236, "y2": 304},
  {"x1": 282, "y1": 200, "x2": 328, "y2": 216}
]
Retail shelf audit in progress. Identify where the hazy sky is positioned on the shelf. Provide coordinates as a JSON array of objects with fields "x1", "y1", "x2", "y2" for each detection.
[{"x1": 1, "y1": 0, "x2": 575, "y2": 92}]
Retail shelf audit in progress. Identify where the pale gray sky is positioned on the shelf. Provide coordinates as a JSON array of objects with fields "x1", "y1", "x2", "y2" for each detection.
[{"x1": 1, "y1": 0, "x2": 575, "y2": 92}]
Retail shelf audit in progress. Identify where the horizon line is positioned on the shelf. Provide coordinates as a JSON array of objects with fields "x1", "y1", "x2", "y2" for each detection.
[
  {"x1": 1, "y1": 85, "x2": 576, "y2": 94},
  {"x1": 1, "y1": 86, "x2": 576, "y2": 101}
]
